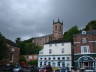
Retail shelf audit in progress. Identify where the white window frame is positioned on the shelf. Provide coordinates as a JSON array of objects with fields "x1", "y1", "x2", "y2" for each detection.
[{"x1": 81, "y1": 46, "x2": 90, "y2": 54}]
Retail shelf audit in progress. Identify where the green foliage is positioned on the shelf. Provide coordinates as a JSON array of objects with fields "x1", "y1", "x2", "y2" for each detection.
[
  {"x1": 16, "y1": 39, "x2": 42, "y2": 55},
  {"x1": 16, "y1": 37, "x2": 21, "y2": 44},
  {"x1": 84, "y1": 20, "x2": 96, "y2": 31},
  {"x1": 63, "y1": 26, "x2": 80, "y2": 41},
  {"x1": 19, "y1": 56, "x2": 26, "y2": 62},
  {"x1": 28, "y1": 60, "x2": 38, "y2": 65},
  {"x1": 0, "y1": 33, "x2": 8, "y2": 60}
]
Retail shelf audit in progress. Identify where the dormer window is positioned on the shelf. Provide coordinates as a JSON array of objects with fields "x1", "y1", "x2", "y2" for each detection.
[
  {"x1": 82, "y1": 38, "x2": 87, "y2": 43},
  {"x1": 82, "y1": 31, "x2": 86, "y2": 35}
]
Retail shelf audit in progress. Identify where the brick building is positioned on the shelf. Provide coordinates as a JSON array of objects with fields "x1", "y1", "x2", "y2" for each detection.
[
  {"x1": 7, "y1": 44, "x2": 20, "y2": 64},
  {"x1": 32, "y1": 19, "x2": 63, "y2": 46},
  {"x1": 73, "y1": 30, "x2": 96, "y2": 70}
]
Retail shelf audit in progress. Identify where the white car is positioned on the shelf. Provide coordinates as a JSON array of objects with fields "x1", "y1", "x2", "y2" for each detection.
[{"x1": 13, "y1": 65, "x2": 22, "y2": 72}]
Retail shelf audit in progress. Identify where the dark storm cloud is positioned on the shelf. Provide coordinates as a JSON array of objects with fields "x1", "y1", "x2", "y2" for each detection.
[{"x1": 0, "y1": 0, "x2": 96, "y2": 41}]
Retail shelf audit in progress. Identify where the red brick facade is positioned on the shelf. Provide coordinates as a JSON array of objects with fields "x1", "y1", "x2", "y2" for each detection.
[
  {"x1": 73, "y1": 31, "x2": 96, "y2": 54},
  {"x1": 7, "y1": 44, "x2": 20, "y2": 64}
]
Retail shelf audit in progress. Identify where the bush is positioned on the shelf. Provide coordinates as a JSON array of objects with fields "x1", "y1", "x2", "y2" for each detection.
[{"x1": 28, "y1": 60, "x2": 38, "y2": 66}]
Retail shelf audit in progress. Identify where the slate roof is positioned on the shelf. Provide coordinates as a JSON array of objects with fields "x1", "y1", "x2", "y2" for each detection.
[{"x1": 45, "y1": 39, "x2": 70, "y2": 44}]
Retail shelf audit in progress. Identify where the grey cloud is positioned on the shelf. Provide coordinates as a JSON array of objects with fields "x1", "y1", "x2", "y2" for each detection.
[{"x1": 0, "y1": 0, "x2": 96, "y2": 41}]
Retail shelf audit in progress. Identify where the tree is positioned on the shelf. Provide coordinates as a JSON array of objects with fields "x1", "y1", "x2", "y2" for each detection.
[
  {"x1": 63, "y1": 26, "x2": 80, "y2": 41},
  {"x1": 16, "y1": 40, "x2": 42, "y2": 55},
  {"x1": 84, "y1": 20, "x2": 96, "y2": 31},
  {"x1": 0, "y1": 33, "x2": 8, "y2": 60},
  {"x1": 15, "y1": 37, "x2": 21, "y2": 45},
  {"x1": 28, "y1": 60, "x2": 38, "y2": 65}
]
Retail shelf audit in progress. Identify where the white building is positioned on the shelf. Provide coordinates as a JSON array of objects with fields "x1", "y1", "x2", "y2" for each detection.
[{"x1": 38, "y1": 40, "x2": 72, "y2": 70}]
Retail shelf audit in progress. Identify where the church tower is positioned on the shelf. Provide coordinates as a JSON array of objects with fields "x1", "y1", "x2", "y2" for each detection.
[{"x1": 53, "y1": 18, "x2": 63, "y2": 40}]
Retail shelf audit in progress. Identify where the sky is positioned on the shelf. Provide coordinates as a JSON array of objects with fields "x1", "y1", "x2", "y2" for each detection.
[{"x1": 0, "y1": 0, "x2": 96, "y2": 41}]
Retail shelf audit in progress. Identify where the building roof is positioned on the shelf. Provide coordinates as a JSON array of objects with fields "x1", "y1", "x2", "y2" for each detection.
[
  {"x1": 32, "y1": 34, "x2": 52, "y2": 39},
  {"x1": 87, "y1": 30, "x2": 96, "y2": 34},
  {"x1": 45, "y1": 40, "x2": 70, "y2": 44},
  {"x1": 74, "y1": 30, "x2": 96, "y2": 37},
  {"x1": 6, "y1": 39, "x2": 18, "y2": 47}
]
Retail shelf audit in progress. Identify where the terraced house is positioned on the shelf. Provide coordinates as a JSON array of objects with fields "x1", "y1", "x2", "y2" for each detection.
[{"x1": 73, "y1": 30, "x2": 96, "y2": 70}]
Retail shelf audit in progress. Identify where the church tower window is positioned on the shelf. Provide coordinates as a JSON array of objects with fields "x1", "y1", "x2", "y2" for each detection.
[{"x1": 55, "y1": 25, "x2": 57, "y2": 31}]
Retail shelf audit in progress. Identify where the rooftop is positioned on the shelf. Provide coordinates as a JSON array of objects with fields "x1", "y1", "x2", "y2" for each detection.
[{"x1": 45, "y1": 39, "x2": 70, "y2": 44}]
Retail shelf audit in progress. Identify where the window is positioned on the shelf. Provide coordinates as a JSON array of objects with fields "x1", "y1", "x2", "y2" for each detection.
[
  {"x1": 55, "y1": 25, "x2": 57, "y2": 31},
  {"x1": 67, "y1": 57, "x2": 70, "y2": 60},
  {"x1": 40, "y1": 62, "x2": 42, "y2": 66},
  {"x1": 58, "y1": 62, "x2": 60, "y2": 67},
  {"x1": 82, "y1": 31, "x2": 86, "y2": 34},
  {"x1": 62, "y1": 57, "x2": 65, "y2": 60},
  {"x1": 53, "y1": 62, "x2": 55, "y2": 67},
  {"x1": 81, "y1": 46, "x2": 90, "y2": 54},
  {"x1": 40, "y1": 58, "x2": 42, "y2": 60},
  {"x1": 59, "y1": 26, "x2": 62, "y2": 31},
  {"x1": 67, "y1": 63, "x2": 69, "y2": 67},
  {"x1": 82, "y1": 38, "x2": 87, "y2": 43},
  {"x1": 44, "y1": 61, "x2": 46, "y2": 65},
  {"x1": 53, "y1": 57, "x2": 55, "y2": 60},
  {"x1": 61, "y1": 48, "x2": 64, "y2": 53},
  {"x1": 58, "y1": 57, "x2": 60, "y2": 60},
  {"x1": 62, "y1": 62, "x2": 65, "y2": 67},
  {"x1": 44, "y1": 58, "x2": 47, "y2": 60},
  {"x1": 49, "y1": 49, "x2": 52, "y2": 54},
  {"x1": 49, "y1": 57, "x2": 51, "y2": 60},
  {"x1": 48, "y1": 62, "x2": 51, "y2": 65}
]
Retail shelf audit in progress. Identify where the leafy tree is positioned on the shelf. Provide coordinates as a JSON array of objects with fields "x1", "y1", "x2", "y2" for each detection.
[
  {"x1": 0, "y1": 33, "x2": 8, "y2": 60},
  {"x1": 16, "y1": 40, "x2": 42, "y2": 55},
  {"x1": 63, "y1": 26, "x2": 80, "y2": 41},
  {"x1": 28, "y1": 60, "x2": 38, "y2": 65},
  {"x1": 84, "y1": 20, "x2": 96, "y2": 31},
  {"x1": 19, "y1": 55, "x2": 26, "y2": 62},
  {"x1": 15, "y1": 37, "x2": 21, "y2": 46}
]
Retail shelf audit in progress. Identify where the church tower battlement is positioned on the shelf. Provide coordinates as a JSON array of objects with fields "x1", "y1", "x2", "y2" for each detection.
[{"x1": 53, "y1": 18, "x2": 63, "y2": 40}]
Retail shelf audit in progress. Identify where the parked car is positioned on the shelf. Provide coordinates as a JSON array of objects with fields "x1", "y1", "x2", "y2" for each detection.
[
  {"x1": 3, "y1": 64, "x2": 13, "y2": 71},
  {"x1": 60, "y1": 67, "x2": 66, "y2": 72},
  {"x1": 39, "y1": 65, "x2": 53, "y2": 72},
  {"x1": 12, "y1": 64, "x2": 22, "y2": 72},
  {"x1": 55, "y1": 69, "x2": 60, "y2": 72}
]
